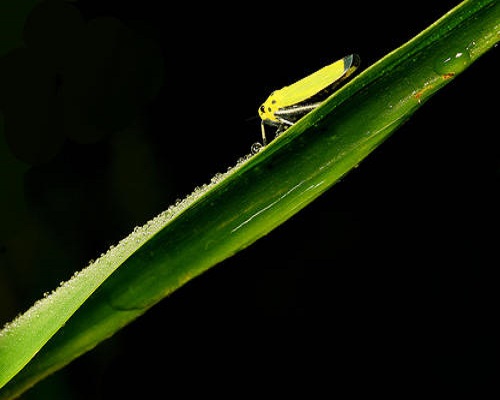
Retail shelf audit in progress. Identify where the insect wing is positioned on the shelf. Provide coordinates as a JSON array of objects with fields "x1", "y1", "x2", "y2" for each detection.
[{"x1": 275, "y1": 54, "x2": 359, "y2": 109}]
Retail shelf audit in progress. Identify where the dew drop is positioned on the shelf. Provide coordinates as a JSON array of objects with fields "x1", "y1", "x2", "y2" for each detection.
[
  {"x1": 251, "y1": 142, "x2": 263, "y2": 154},
  {"x1": 211, "y1": 172, "x2": 223, "y2": 184},
  {"x1": 434, "y1": 48, "x2": 471, "y2": 77}
]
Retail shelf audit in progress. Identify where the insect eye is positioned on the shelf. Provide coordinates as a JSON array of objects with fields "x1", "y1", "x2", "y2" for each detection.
[{"x1": 260, "y1": 105, "x2": 265, "y2": 113}]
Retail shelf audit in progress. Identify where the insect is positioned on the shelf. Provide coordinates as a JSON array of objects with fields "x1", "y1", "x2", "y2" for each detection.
[{"x1": 257, "y1": 54, "x2": 360, "y2": 146}]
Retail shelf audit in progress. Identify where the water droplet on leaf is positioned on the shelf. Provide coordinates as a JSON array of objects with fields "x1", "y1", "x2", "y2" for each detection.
[{"x1": 434, "y1": 48, "x2": 471, "y2": 77}]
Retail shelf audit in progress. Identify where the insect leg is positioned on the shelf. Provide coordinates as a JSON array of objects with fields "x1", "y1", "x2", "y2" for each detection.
[
  {"x1": 260, "y1": 121, "x2": 268, "y2": 146},
  {"x1": 275, "y1": 102, "x2": 323, "y2": 121},
  {"x1": 276, "y1": 117, "x2": 295, "y2": 126}
]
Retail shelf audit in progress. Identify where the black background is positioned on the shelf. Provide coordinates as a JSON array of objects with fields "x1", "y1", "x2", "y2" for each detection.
[{"x1": 0, "y1": 0, "x2": 498, "y2": 398}]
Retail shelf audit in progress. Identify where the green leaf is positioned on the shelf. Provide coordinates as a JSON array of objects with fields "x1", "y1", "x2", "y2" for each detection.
[{"x1": 0, "y1": 0, "x2": 498, "y2": 397}]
